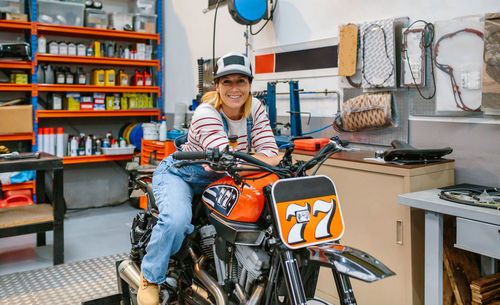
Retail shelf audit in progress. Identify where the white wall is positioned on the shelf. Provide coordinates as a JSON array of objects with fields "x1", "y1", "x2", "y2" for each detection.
[
  {"x1": 163, "y1": 0, "x2": 499, "y2": 115},
  {"x1": 163, "y1": 0, "x2": 500, "y2": 186}
]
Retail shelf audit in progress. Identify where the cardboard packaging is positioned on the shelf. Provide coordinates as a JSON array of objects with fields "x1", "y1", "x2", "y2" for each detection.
[{"x1": 0, "y1": 105, "x2": 33, "y2": 134}]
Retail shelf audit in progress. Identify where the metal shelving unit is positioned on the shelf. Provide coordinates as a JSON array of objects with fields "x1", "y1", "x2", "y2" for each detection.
[
  {"x1": 35, "y1": 109, "x2": 161, "y2": 122},
  {"x1": 62, "y1": 154, "x2": 136, "y2": 164}
]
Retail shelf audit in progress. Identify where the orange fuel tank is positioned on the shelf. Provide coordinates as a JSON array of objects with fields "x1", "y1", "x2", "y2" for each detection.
[{"x1": 201, "y1": 173, "x2": 279, "y2": 223}]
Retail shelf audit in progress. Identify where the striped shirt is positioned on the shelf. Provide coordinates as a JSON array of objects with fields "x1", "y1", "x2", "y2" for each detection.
[{"x1": 181, "y1": 97, "x2": 278, "y2": 157}]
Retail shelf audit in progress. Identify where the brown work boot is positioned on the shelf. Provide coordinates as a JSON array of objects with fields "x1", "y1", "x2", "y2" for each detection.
[{"x1": 137, "y1": 272, "x2": 159, "y2": 305}]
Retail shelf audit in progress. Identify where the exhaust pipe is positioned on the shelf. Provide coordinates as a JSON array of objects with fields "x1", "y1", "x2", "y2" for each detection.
[
  {"x1": 118, "y1": 258, "x2": 141, "y2": 290},
  {"x1": 188, "y1": 247, "x2": 228, "y2": 305},
  {"x1": 246, "y1": 283, "x2": 265, "y2": 305}
]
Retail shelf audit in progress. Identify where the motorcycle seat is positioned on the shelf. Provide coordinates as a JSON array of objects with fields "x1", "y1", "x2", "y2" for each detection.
[{"x1": 383, "y1": 140, "x2": 452, "y2": 164}]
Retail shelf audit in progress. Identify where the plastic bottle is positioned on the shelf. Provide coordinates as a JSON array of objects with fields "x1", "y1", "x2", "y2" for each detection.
[
  {"x1": 78, "y1": 133, "x2": 86, "y2": 156},
  {"x1": 77, "y1": 67, "x2": 86, "y2": 85},
  {"x1": 95, "y1": 137, "x2": 102, "y2": 155},
  {"x1": 67, "y1": 42, "x2": 77, "y2": 56},
  {"x1": 159, "y1": 117, "x2": 167, "y2": 141},
  {"x1": 105, "y1": 69, "x2": 115, "y2": 86},
  {"x1": 65, "y1": 68, "x2": 74, "y2": 84},
  {"x1": 56, "y1": 127, "x2": 64, "y2": 157},
  {"x1": 119, "y1": 137, "x2": 126, "y2": 148},
  {"x1": 48, "y1": 127, "x2": 56, "y2": 155},
  {"x1": 143, "y1": 71, "x2": 152, "y2": 86},
  {"x1": 94, "y1": 41, "x2": 101, "y2": 57},
  {"x1": 44, "y1": 64, "x2": 54, "y2": 84},
  {"x1": 70, "y1": 136, "x2": 78, "y2": 157},
  {"x1": 58, "y1": 42, "x2": 68, "y2": 56},
  {"x1": 37, "y1": 128, "x2": 44, "y2": 152},
  {"x1": 86, "y1": 44, "x2": 94, "y2": 57},
  {"x1": 37, "y1": 64, "x2": 45, "y2": 83},
  {"x1": 111, "y1": 138, "x2": 118, "y2": 148},
  {"x1": 77, "y1": 43, "x2": 86, "y2": 56},
  {"x1": 38, "y1": 35, "x2": 47, "y2": 53},
  {"x1": 118, "y1": 70, "x2": 128, "y2": 86},
  {"x1": 124, "y1": 46, "x2": 130, "y2": 59},
  {"x1": 56, "y1": 68, "x2": 65, "y2": 84},
  {"x1": 132, "y1": 70, "x2": 144, "y2": 86},
  {"x1": 85, "y1": 135, "x2": 93, "y2": 155}
]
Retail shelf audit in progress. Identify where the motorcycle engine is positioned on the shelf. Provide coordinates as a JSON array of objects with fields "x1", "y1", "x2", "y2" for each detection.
[{"x1": 199, "y1": 224, "x2": 270, "y2": 294}]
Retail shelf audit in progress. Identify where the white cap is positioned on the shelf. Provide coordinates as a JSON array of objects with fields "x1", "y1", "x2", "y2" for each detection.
[{"x1": 213, "y1": 52, "x2": 253, "y2": 81}]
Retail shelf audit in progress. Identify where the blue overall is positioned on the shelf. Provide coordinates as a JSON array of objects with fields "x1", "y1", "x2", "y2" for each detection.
[{"x1": 141, "y1": 114, "x2": 253, "y2": 284}]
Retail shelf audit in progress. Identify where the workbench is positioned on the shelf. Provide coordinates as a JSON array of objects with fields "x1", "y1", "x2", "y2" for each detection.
[
  {"x1": 399, "y1": 188, "x2": 500, "y2": 305},
  {"x1": 0, "y1": 152, "x2": 65, "y2": 265}
]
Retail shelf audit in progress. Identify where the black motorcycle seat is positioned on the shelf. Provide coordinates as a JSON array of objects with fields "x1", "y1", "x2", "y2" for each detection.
[{"x1": 383, "y1": 140, "x2": 453, "y2": 164}]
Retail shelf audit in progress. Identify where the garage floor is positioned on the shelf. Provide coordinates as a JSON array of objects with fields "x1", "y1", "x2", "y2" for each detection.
[{"x1": 0, "y1": 202, "x2": 138, "y2": 305}]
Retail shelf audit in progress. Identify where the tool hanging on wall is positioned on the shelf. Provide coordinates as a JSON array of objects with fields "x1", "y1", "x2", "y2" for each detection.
[
  {"x1": 434, "y1": 28, "x2": 484, "y2": 112},
  {"x1": 401, "y1": 20, "x2": 437, "y2": 99}
]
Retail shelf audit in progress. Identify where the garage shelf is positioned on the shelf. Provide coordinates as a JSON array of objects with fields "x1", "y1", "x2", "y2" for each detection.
[
  {"x1": 35, "y1": 84, "x2": 160, "y2": 96},
  {"x1": 63, "y1": 154, "x2": 135, "y2": 164},
  {"x1": 1, "y1": 180, "x2": 36, "y2": 193},
  {"x1": 35, "y1": 54, "x2": 161, "y2": 70},
  {"x1": 35, "y1": 109, "x2": 161, "y2": 122},
  {"x1": 0, "y1": 20, "x2": 31, "y2": 31},
  {"x1": 0, "y1": 133, "x2": 34, "y2": 143},
  {"x1": 35, "y1": 23, "x2": 160, "y2": 44},
  {"x1": 0, "y1": 60, "x2": 32, "y2": 70},
  {"x1": 0, "y1": 83, "x2": 32, "y2": 92}
]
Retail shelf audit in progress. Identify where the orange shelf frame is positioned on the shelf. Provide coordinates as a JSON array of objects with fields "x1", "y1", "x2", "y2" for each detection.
[
  {"x1": 35, "y1": 23, "x2": 160, "y2": 44},
  {"x1": 63, "y1": 154, "x2": 135, "y2": 164},
  {"x1": 36, "y1": 84, "x2": 160, "y2": 96},
  {"x1": 1, "y1": 180, "x2": 36, "y2": 193},
  {"x1": 0, "y1": 83, "x2": 32, "y2": 91},
  {"x1": 0, "y1": 20, "x2": 31, "y2": 31},
  {"x1": 35, "y1": 54, "x2": 160, "y2": 70},
  {"x1": 0, "y1": 132, "x2": 35, "y2": 144},
  {"x1": 36, "y1": 109, "x2": 161, "y2": 122},
  {"x1": 0, "y1": 60, "x2": 31, "y2": 70}
]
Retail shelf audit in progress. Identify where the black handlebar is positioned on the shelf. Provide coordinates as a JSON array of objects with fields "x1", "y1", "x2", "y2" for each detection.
[{"x1": 172, "y1": 151, "x2": 208, "y2": 160}]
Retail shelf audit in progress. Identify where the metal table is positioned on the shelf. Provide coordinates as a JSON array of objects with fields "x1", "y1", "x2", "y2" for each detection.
[
  {"x1": 399, "y1": 188, "x2": 500, "y2": 305},
  {"x1": 0, "y1": 152, "x2": 64, "y2": 265}
]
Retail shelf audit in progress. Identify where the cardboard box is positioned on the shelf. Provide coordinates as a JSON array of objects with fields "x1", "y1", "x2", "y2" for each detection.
[{"x1": 0, "y1": 105, "x2": 33, "y2": 135}]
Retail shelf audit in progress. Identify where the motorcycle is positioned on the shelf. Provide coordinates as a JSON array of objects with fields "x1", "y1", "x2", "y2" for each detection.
[{"x1": 118, "y1": 137, "x2": 395, "y2": 305}]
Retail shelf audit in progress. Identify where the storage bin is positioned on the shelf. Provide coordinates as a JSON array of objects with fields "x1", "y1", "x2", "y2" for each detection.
[
  {"x1": 0, "y1": 105, "x2": 32, "y2": 134},
  {"x1": 85, "y1": 8, "x2": 107, "y2": 29},
  {"x1": 108, "y1": 12, "x2": 134, "y2": 31},
  {"x1": 0, "y1": 0, "x2": 23, "y2": 14},
  {"x1": 141, "y1": 139, "x2": 175, "y2": 165},
  {"x1": 37, "y1": 0, "x2": 84, "y2": 27},
  {"x1": 102, "y1": 145, "x2": 136, "y2": 155},
  {"x1": 133, "y1": 14, "x2": 156, "y2": 33},
  {"x1": 135, "y1": 0, "x2": 155, "y2": 15}
]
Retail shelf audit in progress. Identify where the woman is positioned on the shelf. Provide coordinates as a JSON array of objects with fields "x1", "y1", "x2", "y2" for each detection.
[{"x1": 138, "y1": 52, "x2": 280, "y2": 305}]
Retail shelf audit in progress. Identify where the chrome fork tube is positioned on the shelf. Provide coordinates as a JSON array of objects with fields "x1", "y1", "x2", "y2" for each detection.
[
  {"x1": 332, "y1": 270, "x2": 357, "y2": 305},
  {"x1": 280, "y1": 250, "x2": 307, "y2": 305}
]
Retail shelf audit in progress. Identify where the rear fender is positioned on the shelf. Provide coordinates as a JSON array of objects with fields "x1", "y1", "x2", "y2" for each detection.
[{"x1": 307, "y1": 243, "x2": 395, "y2": 283}]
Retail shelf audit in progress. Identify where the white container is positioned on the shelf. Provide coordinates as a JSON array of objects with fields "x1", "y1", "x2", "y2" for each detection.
[
  {"x1": 48, "y1": 127, "x2": 55, "y2": 155},
  {"x1": 133, "y1": 14, "x2": 156, "y2": 33},
  {"x1": 142, "y1": 122, "x2": 159, "y2": 140},
  {"x1": 85, "y1": 136, "x2": 92, "y2": 155},
  {"x1": 37, "y1": 128, "x2": 44, "y2": 152},
  {"x1": 77, "y1": 43, "x2": 86, "y2": 56},
  {"x1": 70, "y1": 137, "x2": 78, "y2": 156},
  {"x1": 108, "y1": 12, "x2": 134, "y2": 31},
  {"x1": 101, "y1": 145, "x2": 135, "y2": 155},
  {"x1": 159, "y1": 120, "x2": 167, "y2": 141},
  {"x1": 38, "y1": 35, "x2": 47, "y2": 53},
  {"x1": 43, "y1": 128, "x2": 50, "y2": 153}
]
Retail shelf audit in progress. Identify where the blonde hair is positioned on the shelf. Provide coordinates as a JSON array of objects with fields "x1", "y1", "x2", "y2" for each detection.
[{"x1": 202, "y1": 91, "x2": 252, "y2": 119}]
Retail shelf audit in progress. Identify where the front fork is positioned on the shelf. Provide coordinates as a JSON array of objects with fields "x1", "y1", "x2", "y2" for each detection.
[
  {"x1": 332, "y1": 270, "x2": 357, "y2": 305},
  {"x1": 280, "y1": 249, "x2": 357, "y2": 305},
  {"x1": 280, "y1": 249, "x2": 308, "y2": 305}
]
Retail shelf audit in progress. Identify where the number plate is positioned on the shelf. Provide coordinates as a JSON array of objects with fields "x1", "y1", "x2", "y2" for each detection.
[{"x1": 270, "y1": 175, "x2": 344, "y2": 249}]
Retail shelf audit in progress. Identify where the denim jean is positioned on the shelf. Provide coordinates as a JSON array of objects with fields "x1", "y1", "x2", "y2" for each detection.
[{"x1": 141, "y1": 155, "x2": 225, "y2": 284}]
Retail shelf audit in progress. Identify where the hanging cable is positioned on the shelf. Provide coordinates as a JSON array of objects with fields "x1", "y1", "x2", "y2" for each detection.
[
  {"x1": 212, "y1": 0, "x2": 222, "y2": 72},
  {"x1": 302, "y1": 123, "x2": 333, "y2": 136},
  {"x1": 434, "y1": 28, "x2": 484, "y2": 112},
  {"x1": 402, "y1": 20, "x2": 437, "y2": 100},
  {"x1": 250, "y1": 0, "x2": 279, "y2": 35}
]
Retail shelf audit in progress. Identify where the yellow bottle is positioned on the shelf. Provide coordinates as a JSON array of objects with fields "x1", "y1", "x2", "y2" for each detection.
[
  {"x1": 104, "y1": 69, "x2": 115, "y2": 86},
  {"x1": 92, "y1": 69, "x2": 105, "y2": 86},
  {"x1": 118, "y1": 70, "x2": 128, "y2": 86},
  {"x1": 94, "y1": 41, "x2": 101, "y2": 57}
]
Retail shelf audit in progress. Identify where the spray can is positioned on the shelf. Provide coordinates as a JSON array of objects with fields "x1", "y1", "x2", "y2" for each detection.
[
  {"x1": 95, "y1": 137, "x2": 102, "y2": 155},
  {"x1": 56, "y1": 127, "x2": 64, "y2": 157},
  {"x1": 48, "y1": 128, "x2": 56, "y2": 155}
]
